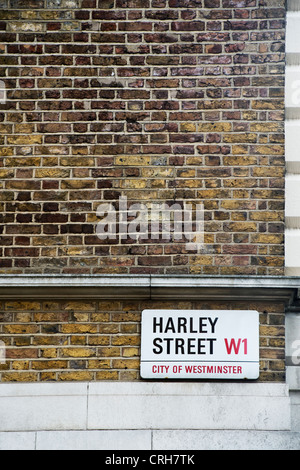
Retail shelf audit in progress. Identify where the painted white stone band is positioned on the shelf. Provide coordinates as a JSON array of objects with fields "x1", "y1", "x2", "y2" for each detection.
[{"x1": 0, "y1": 382, "x2": 291, "y2": 432}]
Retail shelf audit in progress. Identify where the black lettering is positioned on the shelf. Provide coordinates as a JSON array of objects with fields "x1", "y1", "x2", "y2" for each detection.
[
  {"x1": 189, "y1": 317, "x2": 197, "y2": 333},
  {"x1": 153, "y1": 337, "x2": 163, "y2": 354},
  {"x1": 207, "y1": 338, "x2": 216, "y2": 354},
  {"x1": 187, "y1": 338, "x2": 196, "y2": 354},
  {"x1": 197, "y1": 338, "x2": 206, "y2": 354},
  {"x1": 209, "y1": 317, "x2": 218, "y2": 333},
  {"x1": 164, "y1": 337, "x2": 174, "y2": 354},
  {"x1": 177, "y1": 317, "x2": 187, "y2": 333},
  {"x1": 199, "y1": 317, "x2": 208, "y2": 333},
  {"x1": 165, "y1": 317, "x2": 176, "y2": 333},
  {"x1": 175, "y1": 338, "x2": 185, "y2": 354},
  {"x1": 153, "y1": 317, "x2": 163, "y2": 334}
]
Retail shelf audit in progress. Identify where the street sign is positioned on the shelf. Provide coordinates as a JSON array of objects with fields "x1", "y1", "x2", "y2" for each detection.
[{"x1": 140, "y1": 310, "x2": 259, "y2": 380}]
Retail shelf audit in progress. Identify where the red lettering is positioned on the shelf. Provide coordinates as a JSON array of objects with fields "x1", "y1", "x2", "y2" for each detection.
[
  {"x1": 152, "y1": 365, "x2": 170, "y2": 373},
  {"x1": 225, "y1": 338, "x2": 241, "y2": 354},
  {"x1": 225, "y1": 338, "x2": 248, "y2": 355}
]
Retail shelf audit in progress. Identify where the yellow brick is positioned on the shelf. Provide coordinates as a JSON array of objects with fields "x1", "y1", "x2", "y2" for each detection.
[
  {"x1": 251, "y1": 189, "x2": 284, "y2": 199},
  {"x1": 64, "y1": 302, "x2": 96, "y2": 311},
  {"x1": 3, "y1": 325, "x2": 38, "y2": 334},
  {"x1": 95, "y1": 371, "x2": 118, "y2": 380},
  {"x1": 61, "y1": 348, "x2": 96, "y2": 357},
  {"x1": 122, "y1": 347, "x2": 139, "y2": 357},
  {"x1": 126, "y1": 190, "x2": 159, "y2": 200},
  {"x1": 251, "y1": 234, "x2": 284, "y2": 244},
  {"x1": 87, "y1": 213, "x2": 98, "y2": 223},
  {"x1": 177, "y1": 179, "x2": 202, "y2": 188},
  {"x1": 33, "y1": 236, "x2": 65, "y2": 246},
  {"x1": 253, "y1": 145, "x2": 284, "y2": 155},
  {"x1": 88, "y1": 359, "x2": 111, "y2": 369},
  {"x1": 70, "y1": 335, "x2": 86, "y2": 345},
  {"x1": 150, "y1": 179, "x2": 166, "y2": 188},
  {"x1": 0, "y1": 147, "x2": 14, "y2": 156},
  {"x1": 40, "y1": 348, "x2": 57, "y2": 358},
  {"x1": 253, "y1": 256, "x2": 284, "y2": 267},
  {"x1": 1, "y1": 372, "x2": 38, "y2": 382},
  {"x1": 15, "y1": 313, "x2": 31, "y2": 322},
  {"x1": 191, "y1": 256, "x2": 213, "y2": 265},
  {"x1": 111, "y1": 335, "x2": 140, "y2": 346},
  {"x1": 252, "y1": 100, "x2": 284, "y2": 110},
  {"x1": 35, "y1": 169, "x2": 71, "y2": 178},
  {"x1": 197, "y1": 189, "x2": 230, "y2": 199},
  {"x1": 31, "y1": 360, "x2": 68, "y2": 370},
  {"x1": 198, "y1": 122, "x2": 232, "y2": 132},
  {"x1": 5, "y1": 301, "x2": 41, "y2": 311},
  {"x1": 91, "y1": 313, "x2": 111, "y2": 322},
  {"x1": 111, "y1": 312, "x2": 140, "y2": 322},
  {"x1": 180, "y1": 122, "x2": 197, "y2": 132},
  {"x1": 231, "y1": 212, "x2": 247, "y2": 221},
  {"x1": 232, "y1": 145, "x2": 248, "y2": 154},
  {"x1": 69, "y1": 313, "x2": 90, "y2": 322},
  {"x1": 60, "y1": 157, "x2": 95, "y2": 166},
  {"x1": 176, "y1": 169, "x2": 196, "y2": 178},
  {"x1": 141, "y1": 167, "x2": 174, "y2": 178},
  {"x1": 232, "y1": 189, "x2": 250, "y2": 198},
  {"x1": 223, "y1": 133, "x2": 257, "y2": 143},
  {"x1": 120, "y1": 324, "x2": 138, "y2": 333},
  {"x1": 120, "y1": 370, "x2": 139, "y2": 380},
  {"x1": 250, "y1": 122, "x2": 282, "y2": 132},
  {"x1": 8, "y1": 22, "x2": 44, "y2": 32},
  {"x1": 190, "y1": 265, "x2": 203, "y2": 274},
  {"x1": 252, "y1": 167, "x2": 284, "y2": 177},
  {"x1": 120, "y1": 179, "x2": 147, "y2": 189},
  {"x1": 61, "y1": 324, "x2": 97, "y2": 334},
  {"x1": 7, "y1": 135, "x2": 42, "y2": 145},
  {"x1": 58, "y1": 371, "x2": 94, "y2": 381},
  {"x1": 249, "y1": 211, "x2": 283, "y2": 221},
  {"x1": 223, "y1": 178, "x2": 257, "y2": 188},
  {"x1": 115, "y1": 156, "x2": 151, "y2": 166},
  {"x1": 0, "y1": 168, "x2": 15, "y2": 178},
  {"x1": 98, "y1": 347, "x2": 120, "y2": 357},
  {"x1": 5, "y1": 157, "x2": 41, "y2": 167},
  {"x1": 259, "y1": 325, "x2": 284, "y2": 336},
  {"x1": 88, "y1": 336, "x2": 110, "y2": 345},
  {"x1": 225, "y1": 222, "x2": 257, "y2": 232},
  {"x1": 0, "y1": 124, "x2": 13, "y2": 134},
  {"x1": 12, "y1": 361, "x2": 30, "y2": 370},
  {"x1": 39, "y1": 11, "x2": 61, "y2": 19},
  {"x1": 14, "y1": 124, "x2": 35, "y2": 134},
  {"x1": 40, "y1": 157, "x2": 58, "y2": 167},
  {"x1": 112, "y1": 359, "x2": 140, "y2": 369},
  {"x1": 61, "y1": 180, "x2": 96, "y2": 189},
  {"x1": 20, "y1": 11, "x2": 39, "y2": 19},
  {"x1": 99, "y1": 324, "x2": 119, "y2": 334}
]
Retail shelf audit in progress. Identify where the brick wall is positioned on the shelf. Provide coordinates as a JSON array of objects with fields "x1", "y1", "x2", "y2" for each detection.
[
  {"x1": 0, "y1": 0, "x2": 287, "y2": 383},
  {"x1": 0, "y1": 0, "x2": 286, "y2": 276},
  {"x1": 0, "y1": 299, "x2": 285, "y2": 382}
]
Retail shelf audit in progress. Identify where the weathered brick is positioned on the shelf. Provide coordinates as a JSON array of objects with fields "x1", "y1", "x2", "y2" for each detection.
[
  {"x1": 0, "y1": 0, "x2": 285, "y2": 281},
  {"x1": 0, "y1": 299, "x2": 286, "y2": 382}
]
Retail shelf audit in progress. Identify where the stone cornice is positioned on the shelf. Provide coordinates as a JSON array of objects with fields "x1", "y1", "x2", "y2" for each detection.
[{"x1": 0, "y1": 275, "x2": 299, "y2": 306}]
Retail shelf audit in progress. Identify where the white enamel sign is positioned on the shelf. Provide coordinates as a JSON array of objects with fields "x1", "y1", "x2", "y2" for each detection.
[{"x1": 140, "y1": 310, "x2": 259, "y2": 380}]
